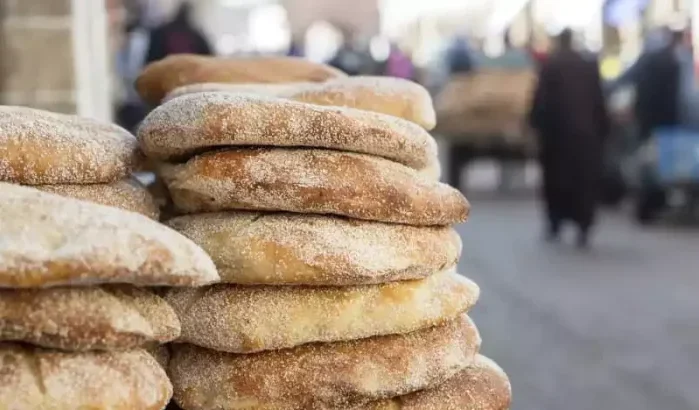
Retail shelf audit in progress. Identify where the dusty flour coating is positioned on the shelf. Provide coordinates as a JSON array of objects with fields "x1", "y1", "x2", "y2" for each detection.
[
  {"x1": 0, "y1": 183, "x2": 218, "y2": 287},
  {"x1": 0, "y1": 106, "x2": 139, "y2": 184},
  {"x1": 138, "y1": 92, "x2": 437, "y2": 168}
]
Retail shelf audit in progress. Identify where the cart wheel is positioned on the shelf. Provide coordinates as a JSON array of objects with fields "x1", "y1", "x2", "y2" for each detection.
[{"x1": 635, "y1": 188, "x2": 665, "y2": 225}]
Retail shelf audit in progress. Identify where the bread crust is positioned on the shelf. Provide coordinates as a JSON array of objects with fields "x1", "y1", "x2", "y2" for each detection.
[
  {"x1": 161, "y1": 148, "x2": 468, "y2": 226},
  {"x1": 0, "y1": 183, "x2": 219, "y2": 288},
  {"x1": 0, "y1": 285, "x2": 180, "y2": 351},
  {"x1": 137, "y1": 92, "x2": 437, "y2": 169},
  {"x1": 169, "y1": 315, "x2": 480, "y2": 410},
  {"x1": 136, "y1": 54, "x2": 346, "y2": 104},
  {"x1": 0, "y1": 106, "x2": 139, "y2": 185},
  {"x1": 357, "y1": 355, "x2": 511, "y2": 410},
  {"x1": 164, "y1": 270, "x2": 478, "y2": 353},
  {"x1": 35, "y1": 178, "x2": 160, "y2": 219},
  {"x1": 167, "y1": 212, "x2": 461, "y2": 285},
  {"x1": 0, "y1": 343, "x2": 172, "y2": 410},
  {"x1": 163, "y1": 76, "x2": 436, "y2": 129}
]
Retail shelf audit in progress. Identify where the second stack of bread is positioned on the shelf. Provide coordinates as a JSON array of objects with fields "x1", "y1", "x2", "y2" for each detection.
[{"x1": 138, "y1": 75, "x2": 509, "y2": 409}]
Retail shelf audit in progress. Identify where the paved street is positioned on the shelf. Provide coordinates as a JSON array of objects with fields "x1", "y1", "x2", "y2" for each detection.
[{"x1": 456, "y1": 198, "x2": 699, "y2": 410}]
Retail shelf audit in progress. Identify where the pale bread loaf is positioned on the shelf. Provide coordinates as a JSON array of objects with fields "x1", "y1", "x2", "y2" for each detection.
[
  {"x1": 137, "y1": 92, "x2": 437, "y2": 169},
  {"x1": 169, "y1": 315, "x2": 480, "y2": 410},
  {"x1": 35, "y1": 178, "x2": 160, "y2": 219},
  {"x1": 0, "y1": 106, "x2": 140, "y2": 185},
  {"x1": 0, "y1": 183, "x2": 219, "y2": 287},
  {"x1": 0, "y1": 343, "x2": 172, "y2": 410},
  {"x1": 167, "y1": 212, "x2": 461, "y2": 285},
  {"x1": 165, "y1": 269, "x2": 478, "y2": 353},
  {"x1": 357, "y1": 355, "x2": 511, "y2": 410},
  {"x1": 163, "y1": 76, "x2": 436, "y2": 129},
  {"x1": 136, "y1": 54, "x2": 346, "y2": 104},
  {"x1": 0, "y1": 285, "x2": 180, "y2": 351},
  {"x1": 160, "y1": 148, "x2": 468, "y2": 226}
]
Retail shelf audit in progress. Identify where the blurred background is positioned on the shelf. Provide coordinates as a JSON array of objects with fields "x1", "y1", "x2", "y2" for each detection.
[{"x1": 3, "y1": 0, "x2": 699, "y2": 409}]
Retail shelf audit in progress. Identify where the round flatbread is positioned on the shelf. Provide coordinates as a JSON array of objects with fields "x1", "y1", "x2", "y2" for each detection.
[
  {"x1": 0, "y1": 183, "x2": 219, "y2": 288},
  {"x1": 163, "y1": 76, "x2": 436, "y2": 130},
  {"x1": 0, "y1": 285, "x2": 179, "y2": 351},
  {"x1": 167, "y1": 212, "x2": 461, "y2": 285},
  {"x1": 35, "y1": 178, "x2": 159, "y2": 219},
  {"x1": 0, "y1": 344, "x2": 172, "y2": 409},
  {"x1": 137, "y1": 92, "x2": 437, "y2": 169},
  {"x1": 136, "y1": 54, "x2": 346, "y2": 104},
  {"x1": 161, "y1": 148, "x2": 468, "y2": 226},
  {"x1": 165, "y1": 269, "x2": 478, "y2": 353},
  {"x1": 0, "y1": 106, "x2": 139, "y2": 185},
  {"x1": 358, "y1": 355, "x2": 511, "y2": 410},
  {"x1": 169, "y1": 315, "x2": 480, "y2": 410}
]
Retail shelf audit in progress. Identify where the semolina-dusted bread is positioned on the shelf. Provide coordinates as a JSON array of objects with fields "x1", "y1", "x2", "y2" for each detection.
[
  {"x1": 164, "y1": 269, "x2": 479, "y2": 353},
  {"x1": 160, "y1": 148, "x2": 467, "y2": 226},
  {"x1": 0, "y1": 106, "x2": 139, "y2": 185},
  {"x1": 35, "y1": 178, "x2": 159, "y2": 219},
  {"x1": 0, "y1": 285, "x2": 179, "y2": 351},
  {"x1": 169, "y1": 315, "x2": 481, "y2": 410},
  {"x1": 137, "y1": 92, "x2": 437, "y2": 169},
  {"x1": 136, "y1": 54, "x2": 346, "y2": 104},
  {"x1": 167, "y1": 211, "x2": 462, "y2": 286},
  {"x1": 0, "y1": 343, "x2": 172, "y2": 410},
  {"x1": 0, "y1": 183, "x2": 219, "y2": 288}
]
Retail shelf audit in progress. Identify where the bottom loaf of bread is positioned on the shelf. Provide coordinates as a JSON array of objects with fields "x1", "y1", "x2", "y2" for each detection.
[
  {"x1": 169, "y1": 315, "x2": 481, "y2": 410},
  {"x1": 167, "y1": 353, "x2": 509, "y2": 410},
  {"x1": 0, "y1": 343, "x2": 173, "y2": 409}
]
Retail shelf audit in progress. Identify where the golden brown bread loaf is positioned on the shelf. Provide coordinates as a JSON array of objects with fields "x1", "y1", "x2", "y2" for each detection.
[
  {"x1": 164, "y1": 269, "x2": 478, "y2": 353},
  {"x1": 136, "y1": 54, "x2": 346, "y2": 104},
  {"x1": 0, "y1": 285, "x2": 179, "y2": 351},
  {"x1": 0, "y1": 343, "x2": 172, "y2": 410},
  {"x1": 160, "y1": 148, "x2": 467, "y2": 226},
  {"x1": 0, "y1": 183, "x2": 219, "y2": 288},
  {"x1": 357, "y1": 355, "x2": 511, "y2": 410},
  {"x1": 163, "y1": 76, "x2": 436, "y2": 129},
  {"x1": 169, "y1": 315, "x2": 480, "y2": 410},
  {"x1": 137, "y1": 92, "x2": 437, "y2": 169},
  {"x1": 35, "y1": 178, "x2": 160, "y2": 219},
  {"x1": 167, "y1": 212, "x2": 461, "y2": 285},
  {"x1": 0, "y1": 106, "x2": 140, "y2": 185}
]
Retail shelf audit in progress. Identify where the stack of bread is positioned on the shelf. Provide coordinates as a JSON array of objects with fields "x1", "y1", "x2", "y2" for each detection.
[
  {"x1": 0, "y1": 107, "x2": 219, "y2": 409},
  {"x1": 137, "y1": 59, "x2": 511, "y2": 410}
]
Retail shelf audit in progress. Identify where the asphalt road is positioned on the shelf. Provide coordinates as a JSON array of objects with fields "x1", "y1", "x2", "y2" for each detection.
[{"x1": 456, "y1": 198, "x2": 699, "y2": 410}]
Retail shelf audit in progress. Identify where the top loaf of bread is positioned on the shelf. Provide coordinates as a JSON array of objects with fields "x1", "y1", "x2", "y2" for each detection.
[{"x1": 136, "y1": 54, "x2": 346, "y2": 104}]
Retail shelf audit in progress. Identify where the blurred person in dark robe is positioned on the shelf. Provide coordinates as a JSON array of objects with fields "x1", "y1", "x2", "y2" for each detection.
[
  {"x1": 145, "y1": 1, "x2": 212, "y2": 65},
  {"x1": 528, "y1": 29, "x2": 610, "y2": 248}
]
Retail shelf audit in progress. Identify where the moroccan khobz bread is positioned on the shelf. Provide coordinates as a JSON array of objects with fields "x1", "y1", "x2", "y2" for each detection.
[
  {"x1": 137, "y1": 92, "x2": 437, "y2": 169},
  {"x1": 35, "y1": 178, "x2": 160, "y2": 219},
  {"x1": 0, "y1": 285, "x2": 179, "y2": 351},
  {"x1": 0, "y1": 106, "x2": 139, "y2": 185},
  {"x1": 168, "y1": 315, "x2": 480, "y2": 410},
  {"x1": 163, "y1": 76, "x2": 436, "y2": 130},
  {"x1": 0, "y1": 183, "x2": 219, "y2": 288},
  {"x1": 136, "y1": 54, "x2": 346, "y2": 104},
  {"x1": 160, "y1": 148, "x2": 468, "y2": 226},
  {"x1": 356, "y1": 355, "x2": 511, "y2": 410},
  {"x1": 0, "y1": 343, "x2": 172, "y2": 410},
  {"x1": 167, "y1": 212, "x2": 462, "y2": 285},
  {"x1": 164, "y1": 269, "x2": 478, "y2": 353}
]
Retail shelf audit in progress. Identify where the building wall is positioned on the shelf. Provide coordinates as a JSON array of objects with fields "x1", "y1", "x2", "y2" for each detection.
[{"x1": 0, "y1": 0, "x2": 77, "y2": 113}]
